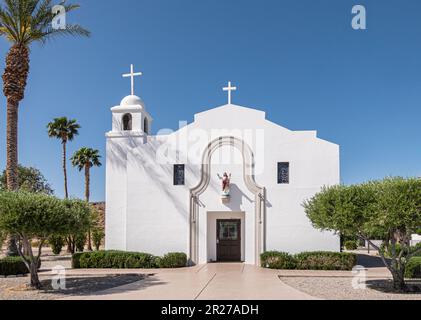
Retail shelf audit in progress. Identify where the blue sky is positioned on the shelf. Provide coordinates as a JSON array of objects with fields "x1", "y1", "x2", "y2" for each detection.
[{"x1": 0, "y1": 0, "x2": 421, "y2": 201}]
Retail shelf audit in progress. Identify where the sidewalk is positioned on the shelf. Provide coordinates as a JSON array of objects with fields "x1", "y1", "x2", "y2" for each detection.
[{"x1": 62, "y1": 263, "x2": 318, "y2": 300}]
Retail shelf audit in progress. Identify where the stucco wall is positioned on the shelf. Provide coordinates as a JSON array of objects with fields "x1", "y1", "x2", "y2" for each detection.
[{"x1": 105, "y1": 103, "x2": 341, "y2": 262}]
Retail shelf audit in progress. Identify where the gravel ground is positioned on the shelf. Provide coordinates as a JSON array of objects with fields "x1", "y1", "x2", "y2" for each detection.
[
  {"x1": 0, "y1": 274, "x2": 145, "y2": 300},
  {"x1": 280, "y1": 276, "x2": 421, "y2": 300},
  {"x1": 1, "y1": 248, "x2": 145, "y2": 300}
]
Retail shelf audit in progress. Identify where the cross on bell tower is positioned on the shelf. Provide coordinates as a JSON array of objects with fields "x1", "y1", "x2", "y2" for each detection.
[{"x1": 122, "y1": 64, "x2": 143, "y2": 96}]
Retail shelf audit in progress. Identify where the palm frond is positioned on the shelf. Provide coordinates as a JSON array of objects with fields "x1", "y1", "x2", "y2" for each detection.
[
  {"x1": 47, "y1": 117, "x2": 80, "y2": 143},
  {"x1": 71, "y1": 148, "x2": 102, "y2": 171},
  {"x1": 35, "y1": 23, "x2": 89, "y2": 44},
  {"x1": 0, "y1": 0, "x2": 90, "y2": 46}
]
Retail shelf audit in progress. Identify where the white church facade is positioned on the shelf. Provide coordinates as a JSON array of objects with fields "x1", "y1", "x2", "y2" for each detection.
[{"x1": 105, "y1": 66, "x2": 341, "y2": 266}]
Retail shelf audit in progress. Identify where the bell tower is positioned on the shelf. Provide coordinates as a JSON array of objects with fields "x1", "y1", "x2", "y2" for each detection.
[
  {"x1": 109, "y1": 64, "x2": 153, "y2": 136},
  {"x1": 105, "y1": 64, "x2": 153, "y2": 251}
]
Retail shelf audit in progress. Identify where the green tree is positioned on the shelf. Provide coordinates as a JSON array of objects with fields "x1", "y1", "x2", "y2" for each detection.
[
  {"x1": 0, "y1": 165, "x2": 53, "y2": 194},
  {"x1": 71, "y1": 147, "x2": 101, "y2": 251},
  {"x1": 0, "y1": 192, "x2": 92, "y2": 289},
  {"x1": 303, "y1": 178, "x2": 421, "y2": 292},
  {"x1": 47, "y1": 117, "x2": 80, "y2": 199}
]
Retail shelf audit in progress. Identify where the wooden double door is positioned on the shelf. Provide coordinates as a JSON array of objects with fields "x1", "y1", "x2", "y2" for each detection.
[{"x1": 216, "y1": 219, "x2": 242, "y2": 262}]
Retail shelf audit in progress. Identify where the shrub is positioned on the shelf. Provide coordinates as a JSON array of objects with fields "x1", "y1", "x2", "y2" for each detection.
[
  {"x1": 260, "y1": 251, "x2": 297, "y2": 270},
  {"x1": 72, "y1": 251, "x2": 159, "y2": 269},
  {"x1": 0, "y1": 257, "x2": 41, "y2": 276},
  {"x1": 48, "y1": 235, "x2": 65, "y2": 255},
  {"x1": 92, "y1": 229, "x2": 105, "y2": 251},
  {"x1": 344, "y1": 241, "x2": 358, "y2": 251},
  {"x1": 405, "y1": 257, "x2": 421, "y2": 279},
  {"x1": 0, "y1": 257, "x2": 29, "y2": 276},
  {"x1": 72, "y1": 251, "x2": 189, "y2": 269},
  {"x1": 158, "y1": 253, "x2": 187, "y2": 268},
  {"x1": 295, "y1": 251, "x2": 357, "y2": 271},
  {"x1": 75, "y1": 233, "x2": 87, "y2": 252}
]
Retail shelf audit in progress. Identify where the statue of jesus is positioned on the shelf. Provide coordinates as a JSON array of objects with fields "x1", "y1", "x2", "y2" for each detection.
[{"x1": 217, "y1": 172, "x2": 232, "y2": 196}]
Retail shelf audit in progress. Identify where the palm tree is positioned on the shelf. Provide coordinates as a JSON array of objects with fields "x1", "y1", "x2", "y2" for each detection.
[
  {"x1": 47, "y1": 117, "x2": 80, "y2": 199},
  {"x1": 1, "y1": 0, "x2": 89, "y2": 191},
  {"x1": 71, "y1": 147, "x2": 102, "y2": 251},
  {"x1": 0, "y1": 0, "x2": 89, "y2": 255}
]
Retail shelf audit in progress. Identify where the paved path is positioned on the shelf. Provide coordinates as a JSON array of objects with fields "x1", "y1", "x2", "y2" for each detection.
[{"x1": 62, "y1": 263, "x2": 317, "y2": 300}]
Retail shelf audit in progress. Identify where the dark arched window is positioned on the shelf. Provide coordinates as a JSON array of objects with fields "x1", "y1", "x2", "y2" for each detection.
[
  {"x1": 144, "y1": 118, "x2": 149, "y2": 134},
  {"x1": 122, "y1": 113, "x2": 132, "y2": 131}
]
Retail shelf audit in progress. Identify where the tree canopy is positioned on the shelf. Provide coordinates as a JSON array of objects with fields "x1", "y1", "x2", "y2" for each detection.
[
  {"x1": 71, "y1": 147, "x2": 102, "y2": 171},
  {"x1": 0, "y1": 191, "x2": 92, "y2": 288},
  {"x1": 0, "y1": 165, "x2": 53, "y2": 194},
  {"x1": 303, "y1": 177, "x2": 421, "y2": 291}
]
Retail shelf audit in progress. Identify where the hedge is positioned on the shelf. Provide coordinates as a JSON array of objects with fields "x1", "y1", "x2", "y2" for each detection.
[
  {"x1": 157, "y1": 253, "x2": 187, "y2": 268},
  {"x1": 72, "y1": 251, "x2": 157, "y2": 269},
  {"x1": 405, "y1": 257, "x2": 421, "y2": 279},
  {"x1": 0, "y1": 257, "x2": 41, "y2": 276},
  {"x1": 260, "y1": 251, "x2": 297, "y2": 270},
  {"x1": 72, "y1": 251, "x2": 187, "y2": 269},
  {"x1": 295, "y1": 252, "x2": 357, "y2": 271},
  {"x1": 260, "y1": 251, "x2": 357, "y2": 271}
]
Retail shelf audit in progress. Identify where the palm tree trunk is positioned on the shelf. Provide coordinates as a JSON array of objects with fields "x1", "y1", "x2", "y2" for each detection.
[
  {"x1": 85, "y1": 164, "x2": 90, "y2": 203},
  {"x1": 85, "y1": 164, "x2": 92, "y2": 251},
  {"x1": 3, "y1": 45, "x2": 29, "y2": 257},
  {"x1": 63, "y1": 142, "x2": 69, "y2": 199},
  {"x1": 6, "y1": 100, "x2": 18, "y2": 191},
  {"x1": 5, "y1": 101, "x2": 19, "y2": 256}
]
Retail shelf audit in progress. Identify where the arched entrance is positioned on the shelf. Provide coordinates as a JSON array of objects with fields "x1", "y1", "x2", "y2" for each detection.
[{"x1": 189, "y1": 136, "x2": 266, "y2": 266}]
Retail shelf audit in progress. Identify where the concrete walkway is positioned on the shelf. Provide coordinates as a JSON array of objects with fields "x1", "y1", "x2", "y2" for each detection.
[{"x1": 62, "y1": 263, "x2": 317, "y2": 300}]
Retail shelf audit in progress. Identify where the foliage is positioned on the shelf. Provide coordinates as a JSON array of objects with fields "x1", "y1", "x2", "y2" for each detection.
[
  {"x1": 75, "y1": 233, "x2": 86, "y2": 252},
  {"x1": 72, "y1": 251, "x2": 159, "y2": 269},
  {"x1": 0, "y1": 192, "x2": 92, "y2": 288},
  {"x1": 0, "y1": 165, "x2": 53, "y2": 194},
  {"x1": 72, "y1": 251, "x2": 189, "y2": 269},
  {"x1": 47, "y1": 117, "x2": 80, "y2": 144},
  {"x1": 380, "y1": 242, "x2": 421, "y2": 259},
  {"x1": 303, "y1": 177, "x2": 421, "y2": 291},
  {"x1": 0, "y1": 257, "x2": 41, "y2": 276},
  {"x1": 344, "y1": 241, "x2": 358, "y2": 251},
  {"x1": 260, "y1": 251, "x2": 356, "y2": 271},
  {"x1": 294, "y1": 252, "x2": 357, "y2": 271},
  {"x1": 0, "y1": 0, "x2": 90, "y2": 47},
  {"x1": 260, "y1": 251, "x2": 297, "y2": 270},
  {"x1": 0, "y1": 257, "x2": 28, "y2": 276},
  {"x1": 48, "y1": 235, "x2": 64, "y2": 255},
  {"x1": 71, "y1": 148, "x2": 102, "y2": 172},
  {"x1": 0, "y1": 230, "x2": 6, "y2": 249},
  {"x1": 405, "y1": 257, "x2": 421, "y2": 279},
  {"x1": 157, "y1": 253, "x2": 187, "y2": 268},
  {"x1": 92, "y1": 228, "x2": 105, "y2": 251},
  {"x1": 63, "y1": 199, "x2": 94, "y2": 254}
]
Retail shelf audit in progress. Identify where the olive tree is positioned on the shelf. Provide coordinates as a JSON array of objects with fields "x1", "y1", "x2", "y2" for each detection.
[
  {"x1": 0, "y1": 192, "x2": 92, "y2": 289},
  {"x1": 303, "y1": 177, "x2": 421, "y2": 292}
]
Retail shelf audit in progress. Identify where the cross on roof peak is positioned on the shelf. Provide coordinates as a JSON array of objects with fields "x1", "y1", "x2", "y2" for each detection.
[{"x1": 223, "y1": 81, "x2": 237, "y2": 105}]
